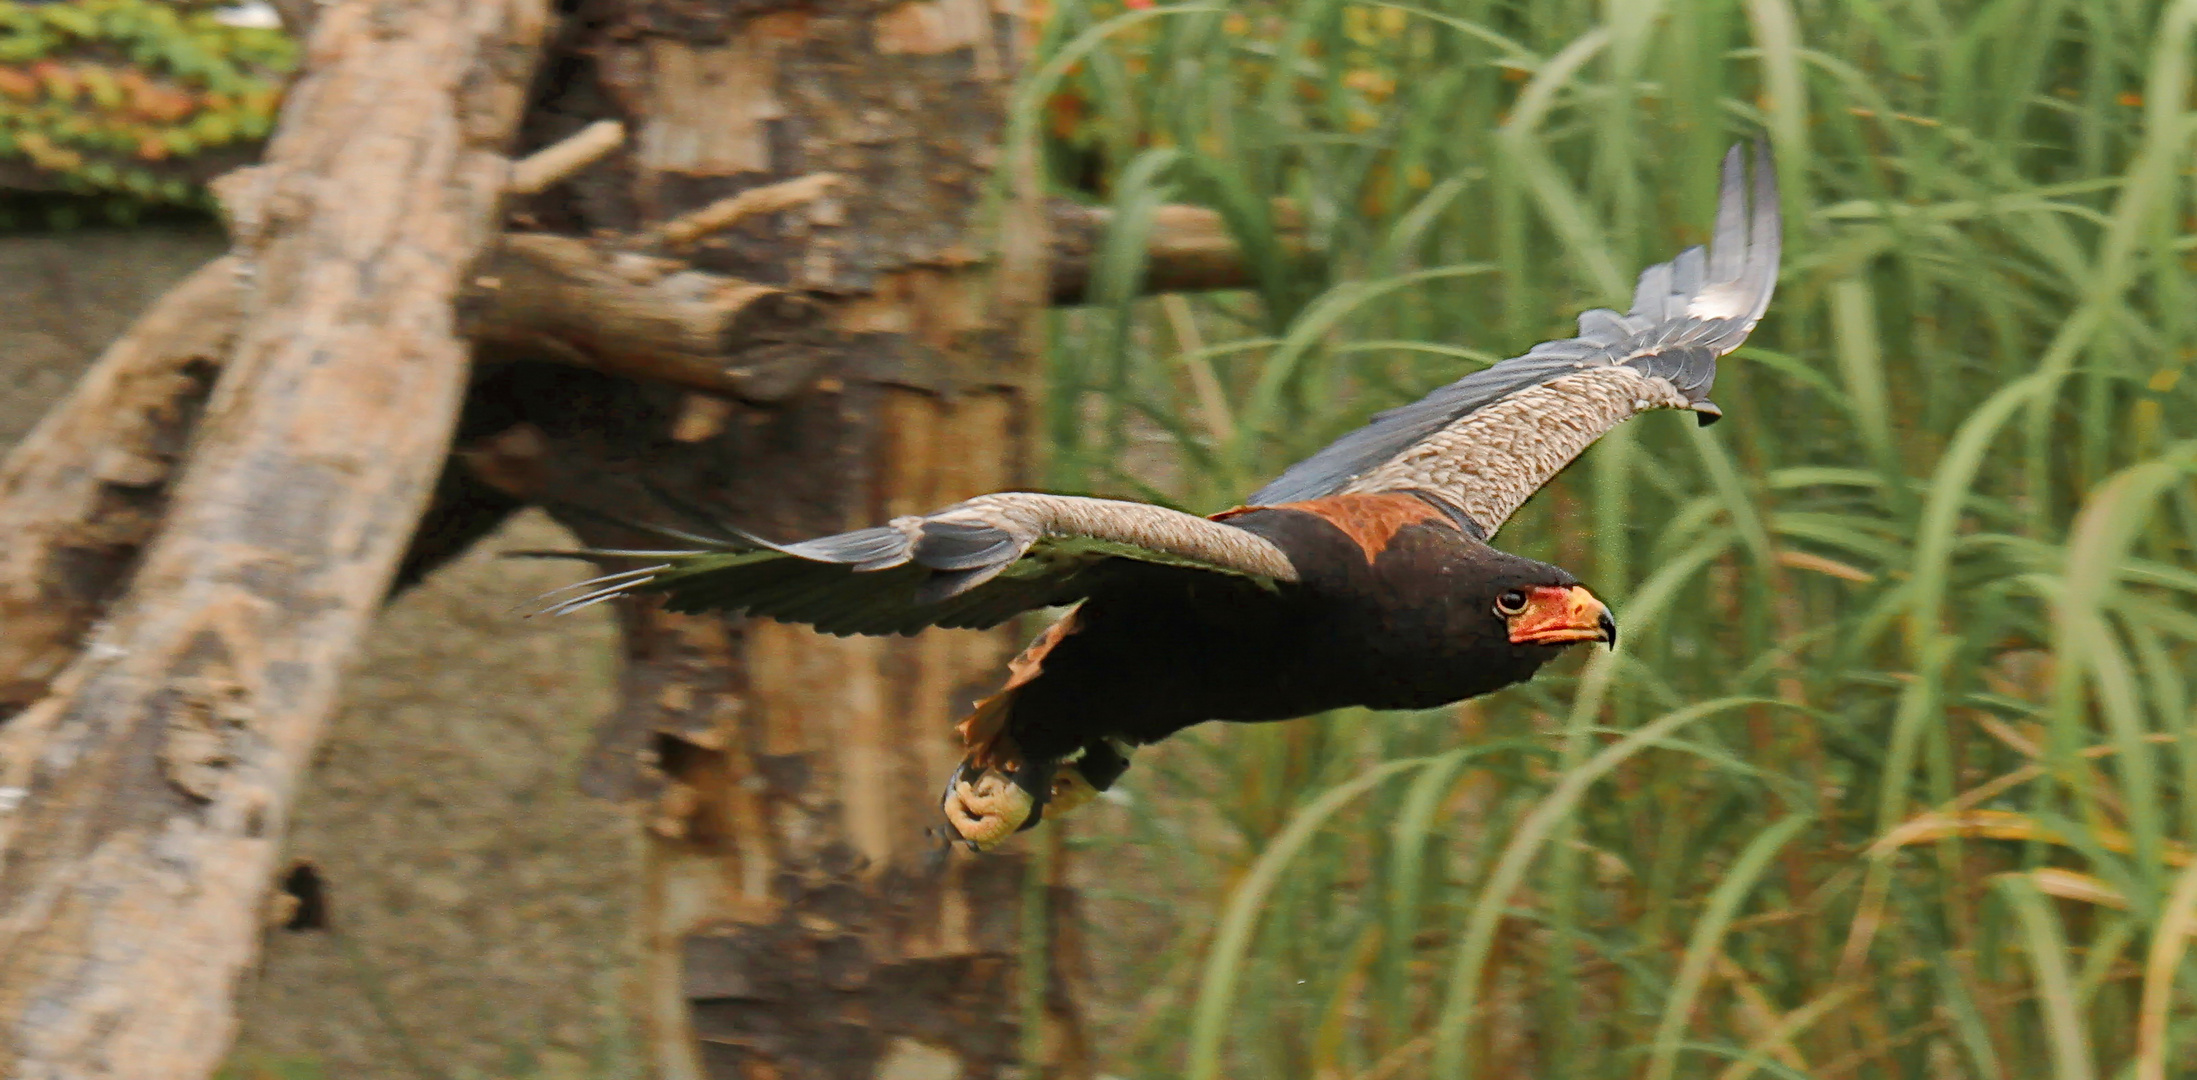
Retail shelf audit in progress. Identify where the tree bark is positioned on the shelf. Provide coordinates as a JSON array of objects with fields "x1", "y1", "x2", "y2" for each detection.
[
  {"x1": 461, "y1": 233, "x2": 827, "y2": 401},
  {"x1": 0, "y1": 258, "x2": 240, "y2": 715},
  {"x1": 477, "y1": 2, "x2": 1090, "y2": 1076},
  {"x1": 1047, "y1": 200, "x2": 1306, "y2": 303},
  {"x1": 0, "y1": 0, "x2": 547, "y2": 1074}
]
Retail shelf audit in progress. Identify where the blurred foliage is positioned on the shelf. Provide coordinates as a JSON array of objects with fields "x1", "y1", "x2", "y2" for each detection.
[
  {"x1": 1020, "y1": 0, "x2": 2197, "y2": 1077},
  {"x1": 213, "y1": 1058, "x2": 324, "y2": 1080},
  {"x1": 0, "y1": 0, "x2": 292, "y2": 227}
]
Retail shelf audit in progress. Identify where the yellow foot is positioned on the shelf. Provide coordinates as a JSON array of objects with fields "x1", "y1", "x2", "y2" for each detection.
[{"x1": 943, "y1": 769, "x2": 1034, "y2": 851}]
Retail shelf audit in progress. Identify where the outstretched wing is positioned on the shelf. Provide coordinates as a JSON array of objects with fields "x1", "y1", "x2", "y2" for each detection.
[
  {"x1": 1248, "y1": 143, "x2": 1781, "y2": 537},
  {"x1": 537, "y1": 493, "x2": 1298, "y2": 637}
]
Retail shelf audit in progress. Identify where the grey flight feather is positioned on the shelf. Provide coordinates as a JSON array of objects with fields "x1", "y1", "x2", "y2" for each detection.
[
  {"x1": 1247, "y1": 142, "x2": 1781, "y2": 517},
  {"x1": 540, "y1": 493, "x2": 1299, "y2": 637}
]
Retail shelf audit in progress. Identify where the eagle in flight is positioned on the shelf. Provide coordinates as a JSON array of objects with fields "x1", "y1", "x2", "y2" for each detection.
[{"x1": 548, "y1": 144, "x2": 1780, "y2": 851}]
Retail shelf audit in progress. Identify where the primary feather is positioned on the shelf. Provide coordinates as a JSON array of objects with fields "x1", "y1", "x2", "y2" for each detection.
[
  {"x1": 542, "y1": 492, "x2": 1295, "y2": 636},
  {"x1": 1248, "y1": 142, "x2": 1780, "y2": 520}
]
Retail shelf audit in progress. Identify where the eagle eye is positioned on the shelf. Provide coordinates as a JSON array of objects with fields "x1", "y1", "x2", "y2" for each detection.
[{"x1": 1495, "y1": 589, "x2": 1528, "y2": 616}]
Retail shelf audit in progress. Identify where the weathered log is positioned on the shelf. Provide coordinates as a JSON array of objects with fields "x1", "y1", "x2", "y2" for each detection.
[
  {"x1": 0, "y1": 0, "x2": 548, "y2": 1074},
  {"x1": 462, "y1": 233, "x2": 826, "y2": 401},
  {"x1": 0, "y1": 258, "x2": 241, "y2": 716},
  {"x1": 1047, "y1": 200, "x2": 1309, "y2": 303},
  {"x1": 462, "y1": 200, "x2": 1288, "y2": 396}
]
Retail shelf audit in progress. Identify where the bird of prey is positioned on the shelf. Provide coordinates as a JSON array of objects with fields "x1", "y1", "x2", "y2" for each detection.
[{"x1": 547, "y1": 144, "x2": 1780, "y2": 851}]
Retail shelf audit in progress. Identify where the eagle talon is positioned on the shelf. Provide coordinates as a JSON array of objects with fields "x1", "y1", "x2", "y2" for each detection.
[{"x1": 942, "y1": 764, "x2": 1037, "y2": 851}]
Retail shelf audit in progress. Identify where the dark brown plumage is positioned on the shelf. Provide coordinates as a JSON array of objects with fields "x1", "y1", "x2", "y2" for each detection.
[
  {"x1": 542, "y1": 144, "x2": 1779, "y2": 850},
  {"x1": 931, "y1": 493, "x2": 1612, "y2": 843}
]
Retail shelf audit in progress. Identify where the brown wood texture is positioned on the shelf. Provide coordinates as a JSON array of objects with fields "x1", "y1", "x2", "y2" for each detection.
[
  {"x1": 459, "y1": 203, "x2": 1277, "y2": 398},
  {"x1": 0, "y1": 258, "x2": 240, "y2": 715},
  {"x1": 265, "y1": 0, "x2": 316, "y2": 40},
  {"x1": 462, "y1": 233, "x2": 826, "y2": 402},
  {"x1": 1048, "y1": 200, "x2": 1307, "y2": 303},
  {"x1": 480, "y1": 1, "x2": 1090, "y2": 1076},
  {"x1": 0, "y1": 0, "x2": 548, "y2": 1073}
]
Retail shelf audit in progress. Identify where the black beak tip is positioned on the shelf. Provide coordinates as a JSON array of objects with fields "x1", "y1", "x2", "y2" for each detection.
[{"x1": 1599, "y1": 609, "x2": 1618, "y2": 650}]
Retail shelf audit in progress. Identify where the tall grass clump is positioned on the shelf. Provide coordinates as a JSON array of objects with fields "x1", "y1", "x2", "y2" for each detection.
[{"x1": 1014, "y1": 0, "x2": 2197, "y2": 1075}]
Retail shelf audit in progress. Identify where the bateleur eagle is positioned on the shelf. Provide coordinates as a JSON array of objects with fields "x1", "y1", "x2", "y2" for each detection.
[{"x1": 546, "y1": 144, "x2": 1781, "y2": 851}]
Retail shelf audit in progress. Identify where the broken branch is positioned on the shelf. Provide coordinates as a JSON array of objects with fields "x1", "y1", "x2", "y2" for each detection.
[
  {"x1": 649, "y1": 172, "x2": 844, "y2": 248},
  {"x1": 509, "y1": 120, "x2": 627, "y2": 195},
  {"x1": 463, "y1": 233, "x2": 824, "y2": 401},
  {"x1": 1046, "y1": 200, "x2": 1309, "y2": 303}
]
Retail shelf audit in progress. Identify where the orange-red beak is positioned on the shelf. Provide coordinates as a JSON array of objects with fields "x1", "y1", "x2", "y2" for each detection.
[{"x1": 1506, "y1": 585, "x2": 1616, "y2": 649}]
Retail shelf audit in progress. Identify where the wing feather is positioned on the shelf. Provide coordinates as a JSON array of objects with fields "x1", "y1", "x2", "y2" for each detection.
[
  {"x1": 1248, "y1": 142, "x2": 1781, "y2": 536},
  {"x1": 1669, "y1": 245, "x2": 1705, "y2": 297},
  {"x1": 1631, "y1": 261, "x2": 1675, "y2": 323},
  {"x1": 538, "y1": 493, "x2": 1297, "y2": 637}
]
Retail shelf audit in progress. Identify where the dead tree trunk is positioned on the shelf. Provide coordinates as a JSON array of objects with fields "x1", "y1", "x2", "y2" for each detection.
[
  {"x1": 458, "y1": 4, "x2": 1089, "y2": 1076},
  {"x1": 0, "y1": 0, "x2": 548, "y2": 1074}
]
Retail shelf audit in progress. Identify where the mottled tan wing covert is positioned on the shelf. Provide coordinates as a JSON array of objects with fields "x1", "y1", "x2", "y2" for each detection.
[{"x1": 1248, "y1": 143, "x2": 1781, "y2": 538}]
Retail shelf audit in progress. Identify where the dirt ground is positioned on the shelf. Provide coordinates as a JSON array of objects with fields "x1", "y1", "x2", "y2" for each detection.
[
  {"x1": 227, "y1": 512, "x2": 636, "y2": 1079},
  {"x1": 2, "y1": 230, "x2": 640, "y2": 1079}
]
